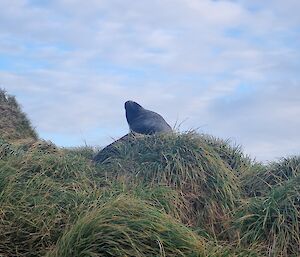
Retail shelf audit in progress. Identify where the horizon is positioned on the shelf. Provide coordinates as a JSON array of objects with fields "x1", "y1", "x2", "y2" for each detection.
[{"x1": 1, "y1": 0, "x2": 299, "y2": 161}]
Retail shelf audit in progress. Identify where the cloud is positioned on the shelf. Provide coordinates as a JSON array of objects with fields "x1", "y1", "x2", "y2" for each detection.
[{"x1": 0, "y1": 0, "x2": 299, "y2": 161}]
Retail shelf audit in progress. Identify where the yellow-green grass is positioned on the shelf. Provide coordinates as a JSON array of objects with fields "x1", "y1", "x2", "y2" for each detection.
[
  {"x1": 0, "y1": 89, "x2": 37, "y2": 142},
  {"x1": 235, "y1": 176, "x2": 300, "y2": 256},
  {"x1": 99, "y1": 180, "x2": 188, "y2": 222},
  {"x1": 0, "y1": 139, "x2": 196, "y2": 256},
  {"x1": 1, "y1": 90, "x2": 299, "y2": 257},
  {"x1": 46, "y1": 196, "x2": 206, "y2": 257},
  {"x1": 199, "y1": 134, "x2": 252, "y2": 175},
  {"x1": 94, "y1": 132, "x2": 242, "y2": 238},
  {"x1": 47, "y1": 195, "x2": 264, "y2": 257},
  {"x1": 0, "y1": 137, "x2": 267, "y2": 257},
  {"x1": 0, "y1": 141, "x2": 101, "y2": 256},
  {"x1": 242, "y1": 156, "x2": 300, "y2": 197}
]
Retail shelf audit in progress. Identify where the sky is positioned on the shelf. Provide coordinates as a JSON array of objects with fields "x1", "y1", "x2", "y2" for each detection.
[{"x1": 0, "y1": 0, "x2": 299, "y2": 162}]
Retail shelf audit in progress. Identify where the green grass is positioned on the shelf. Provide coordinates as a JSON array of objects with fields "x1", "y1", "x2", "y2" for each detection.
[
  {"x1": 235, "y1": 176, "x2": 300, "y2": 256},
  {"x1": 47, "y1": 196, "x2": 206, "y2": 257},
  {"x1": 95, "y1": 132, "x2": 241, "y2": 238},
  {"x1": 0, "y1": 91, "x2": 299, "y2": 257},
  {"x1": 242, "y1": 156, "x2": 300, "y2": 197},
  {"x1": 65, "y1": 145, "x2": 97, "y2": 160},
  {"x1": 0, "y1": 89, "x2": 38, "y2": 142},
  {"x1": 199, "y1": 134, "x2": 252, "y2": 175},
  {"x1": 99, "y1": 181, "x2": 188, "y2": 221},
  {"x1": 0, "y1": 145, "x2": 101, "y2": 256},
  {"x1": 0, "y1": 136, "x2": 271, "y2": 257}
]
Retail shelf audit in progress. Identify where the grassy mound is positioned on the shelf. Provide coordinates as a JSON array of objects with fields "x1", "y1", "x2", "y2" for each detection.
[
  {"x1": 235, "y1": 176, "x2": 300, "y2": 256},
  {"x1": 242, "y1": 156, "x2": 300, "y2": 197},
  {"x1": 0, "y1": 89, "x2": 38, "y2": 142},
  {"x1": 66, "y1": 145, "x2": 97, "y2": 160},
  {"x1": 0, "y1": 139, "x2": 195, "y2": 256},
  {"x1": 100, "y1": 181, "x2": 188, "y2": 222},
  {"x1": 47, "y1": 196, "x2": 206, "y2": 257},
  {"x1": 95, "y1": 133, "x2": 241, "y2": 238},
  {"x1": 200, "y1": 135, "x2": 252, "y2": 175},
  {"x1": 1, "y1": 91, "x2": 299, "y2": 257},
  {"x1": 238, "y1": 156, "x2": 300, "y2": 256},
  {"x1": 0, "y1": 137, "x2": 262, "y2": 257},
  {"x1": 0, "y1": 140, "x2": 101, "y2": 256}
]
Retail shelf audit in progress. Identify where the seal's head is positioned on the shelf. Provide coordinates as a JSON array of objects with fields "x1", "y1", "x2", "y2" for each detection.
[
  {"x1": 125, "y1": 100, "x2": 172, "y2": 135},
  {"x1": 125, "y1": 100, "x2": 143, "y2": 124}
]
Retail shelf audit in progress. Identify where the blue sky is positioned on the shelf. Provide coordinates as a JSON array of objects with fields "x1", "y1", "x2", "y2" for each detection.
[{"x1": 1, "y1": 0, "x2": 299, "y2": 161}]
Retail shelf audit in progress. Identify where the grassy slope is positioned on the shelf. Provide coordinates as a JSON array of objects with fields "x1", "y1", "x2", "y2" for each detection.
[
  {"x1": 0, "y1": 89, "x2": 37, "y2": 142},
  {"x1": 0, "y1": 91, "x2": 299, "y2": 257}
]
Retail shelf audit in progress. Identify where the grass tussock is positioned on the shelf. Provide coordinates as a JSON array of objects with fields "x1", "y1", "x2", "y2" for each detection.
[
  {"x1": 200, "y1": 135, "x2": 252, "y2": 175},
  {"x1": 0, "y1": 140, "x2": 195, "y2": 256},
  {"x1": 235, "y1": 176, "x2": 300, "y2": 256},
  {"x1": 0, "y1": 89, "x2": 38, "y2": 142},
  {"x1": 0, "y1": 145, "x2": 102, "y2": 256},
  {"x1": 95, "y1": 132, "x2": 241, "y2": 238},
  {"x1": 99, "y1": 180, "x2": 188, "y2": 221},
  {"x1": 65, "y1": 145, "x2": 98, "y2": 160},
  {"x1": 242, "y1": 156, "x2": 300, "y2": 197},
  {"x1": 47, "y1": 196, "x2": 206, "y2": 257}
]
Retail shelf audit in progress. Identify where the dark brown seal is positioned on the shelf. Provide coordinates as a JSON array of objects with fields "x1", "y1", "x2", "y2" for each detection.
[
  {"x1": 125, "y1": 100, "x2": 172, "y2": 135},
  {"x1": 93, "y1": 101, "x2": 172, "y2": 163}
]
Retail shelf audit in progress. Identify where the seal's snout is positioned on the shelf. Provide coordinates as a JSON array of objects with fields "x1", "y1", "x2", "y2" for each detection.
[
  {"x1": 125, "y1": 100, "x2": 142, "y2": 110},
  {"x1": 124, "y1": 100, "x2": 132, "y2": 109}
]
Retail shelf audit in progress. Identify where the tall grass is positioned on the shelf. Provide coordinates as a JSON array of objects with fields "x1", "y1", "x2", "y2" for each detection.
[
  {"x1": 0, "y1": 141, "x2": 102, "y2": 256},
  {"x1": 0, "y1": 89, "x2": 38, "y2": 141},
  {"x1": 95, "y1": 132, "x2": 241, "y2": 238},
  {"x1": 235, "y1": 176, "x2": 300, "y2": 256},
  {"x1": 0, "y1": 140, "x2": 197, "y2": 256},
  {"x1": 242, "y1": 156, "x2": 300, "y2": 197},
  {"x1": 199, "y1": 135, "x2": 252, "y2": 175},
  {"x1": 1, "y1": 91, "x2": 299, "y2": 257},
  {"x1": 99, "y1": 181, "x2": 188, "y2": 221},
  {"x1": 47, "y1": 196, "x2": 206, "y2": 257}
]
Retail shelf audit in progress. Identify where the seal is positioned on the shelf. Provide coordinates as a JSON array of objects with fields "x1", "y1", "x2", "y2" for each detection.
[
  {"x1": 125, "y1": 100, "x2": 172, "y2": 135},
  {"x1": 93, "y1": 101, "x2": 172, "y2": 163}
]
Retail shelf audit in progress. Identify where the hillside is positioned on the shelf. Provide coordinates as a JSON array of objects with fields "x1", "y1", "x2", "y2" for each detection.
[
  {"x1": 0, "y1": 91, "x2": 299, "y2": 257},
  {"x1": 0, "y1": 89, "x2": 38, "y2": 142}
]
